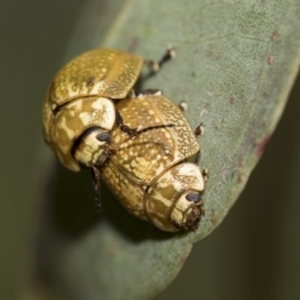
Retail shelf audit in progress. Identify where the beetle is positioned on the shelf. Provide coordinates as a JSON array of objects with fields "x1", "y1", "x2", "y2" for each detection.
[
  {"x1": 43, "y1": 47, "x2": 174, "y2": 210},
  {"x1": 43, "y1": 48, "x2": 206, "y2": 231},
  {"x1": 96, "y1": 91, "x2": 206, "y2": 232}
]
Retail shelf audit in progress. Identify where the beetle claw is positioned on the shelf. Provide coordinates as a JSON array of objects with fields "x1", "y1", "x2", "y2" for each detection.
[
  {"x1": 144, "y1": 46, "x2": 176, "y2": 73},
  {"x1": 158, "y1": 45, "x2": 176, "y2": 68},
  {"x1": 195, "y1": 123, "x2": 204, "y2": 136}
]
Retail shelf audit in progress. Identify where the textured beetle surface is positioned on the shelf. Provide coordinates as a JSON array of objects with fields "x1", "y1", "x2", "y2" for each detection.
[
  {"x1": 43, "y1": 48, "x2": 144, "y2": 171},
  {"x1": 101, "y1": 93, "x2": 205, "y2": 232},
  {"x1": 43, "y1": 48, "x2": 205, "y2": 232}
]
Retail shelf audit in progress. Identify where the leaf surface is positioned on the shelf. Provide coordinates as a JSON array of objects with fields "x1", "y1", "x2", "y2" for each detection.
[{"x1": 43, "y1": 0, "x2": 300, "y2": 299}]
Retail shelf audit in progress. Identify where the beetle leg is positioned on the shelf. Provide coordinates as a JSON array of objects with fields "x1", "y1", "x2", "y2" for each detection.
[
  {"x1": 194, "y1": 150, "x2": 201, "y2": 165},
  {"x1": 116, "y1": 107, "x2": 174, "y2": 138},
  {"x1": 138, "y1": 89, "x2": 162, "y2": 96},
  {"x1": 92, "y1": 167, "x2": 102, "y2": 212},
  {"x1": 158, "y1": 46, "x2": 176, "y2": 68},
  {"x1": 128, "y1": 123, "x2": 175, "y2": 140},
  {"x1": 195, "y1": 123, "x2": 204, "y2": 136},
  {"x1": 144, "y1": 46, "x2": 176, "y2": 73},
  {"x1": 111, "y1": 124, "x2": 175, "y2": 153},
  {"x1": 193, "y1": 152, "x2": 208, "y2": 183},
  {"x1": 128, "y1": 89, "x2": 136, "y2": 98},
  {"x1": 178, "y1": 100, "x2": 188, "y2": 112},
  {"x1": 115, "y1": 109, "x2": 140, "y2": 136},
  {"x1": 196, "y1": 198, "x2": 205, "y2": 216},
  {"x1": 202, "y1": 168, "x2": 208, "y2": 182}
]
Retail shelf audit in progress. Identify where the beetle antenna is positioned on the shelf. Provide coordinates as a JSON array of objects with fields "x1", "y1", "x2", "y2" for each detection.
[
  {"x1": 109, "y1": 123, "x2": 175, "y2": 151},
  {"x1": 92, "y1": 167, "x2": 102, "y2": 212}
]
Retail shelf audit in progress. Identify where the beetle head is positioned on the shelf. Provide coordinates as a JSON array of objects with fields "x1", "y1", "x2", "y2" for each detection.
[{"x1": 73, "y1": 126, "x2": 112, "y2": 169}]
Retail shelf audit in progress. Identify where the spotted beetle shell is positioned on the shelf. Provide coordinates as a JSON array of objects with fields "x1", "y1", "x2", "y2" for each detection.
[
  {"x1": 107, "y1": 94, "x2": 200, "y2": 184},
  {"x1": 43, "y1": 48, "x2": 144, "y2": 171},
  {"x1": 102, "y1": 93, "x2": 205, "y2": 232},
  {"x1": 50, "y1": 48, "x2": 143, "y2": 105}
]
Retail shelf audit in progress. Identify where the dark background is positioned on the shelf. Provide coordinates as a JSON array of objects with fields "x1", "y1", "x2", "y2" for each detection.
[
  {"x1": 1, "y1": 1, "x2": 300, "y2": 300},
  {"x1": 0, "y1": 2, "x2": 84, "y2": 299}
]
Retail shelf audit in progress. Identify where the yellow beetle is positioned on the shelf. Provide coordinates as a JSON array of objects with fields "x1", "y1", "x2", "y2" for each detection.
[
  {"x1": 43, "y1": 48, "x2": 206, "y2": 231},
  {"x1": 43, "y1": 48, "x2": 174, "y2": 172},
  {"x1": 98, "y1": 91, "x2": 206, "y2": 232},
  {"x1": 42, "y1": 48, "x2": 174, "y2": 211}
]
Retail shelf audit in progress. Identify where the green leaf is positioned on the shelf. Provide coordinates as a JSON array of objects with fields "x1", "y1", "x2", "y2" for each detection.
[{"x1": 42, "y1": 0, "x2": 300, "y2": 299}]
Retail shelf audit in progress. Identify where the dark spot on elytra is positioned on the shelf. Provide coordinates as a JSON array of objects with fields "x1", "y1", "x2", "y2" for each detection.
[{"x1": 86, "y1": 76, "x2": 95, "y2": 86}]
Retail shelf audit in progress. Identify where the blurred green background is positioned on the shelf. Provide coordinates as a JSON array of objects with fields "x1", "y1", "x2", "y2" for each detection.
[
  {"x1": 0, "y1": 2, "x2": 85, "y2": 299},
  {"x1": 1, "y1": 1, "x2": 300, "y2": 300}
]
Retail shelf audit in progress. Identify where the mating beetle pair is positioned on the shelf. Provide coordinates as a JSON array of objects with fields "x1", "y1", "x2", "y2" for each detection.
[{"x1": 43, "y1": 48, "x2": 206, "y2": 232}]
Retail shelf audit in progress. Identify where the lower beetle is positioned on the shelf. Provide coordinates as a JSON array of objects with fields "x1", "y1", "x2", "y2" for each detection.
[{"x1": 83, "y1": 91, "x2": 206, "y2": 232}]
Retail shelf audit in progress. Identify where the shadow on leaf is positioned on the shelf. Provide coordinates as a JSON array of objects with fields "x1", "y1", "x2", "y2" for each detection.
[{"x1": 51, "y1": 164, "x2": 182, "y2": 242}]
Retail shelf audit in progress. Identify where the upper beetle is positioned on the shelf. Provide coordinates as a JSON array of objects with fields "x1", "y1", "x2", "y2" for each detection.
[{"x1": 43, "y1": 48, "x2": 174, "y2": 172}]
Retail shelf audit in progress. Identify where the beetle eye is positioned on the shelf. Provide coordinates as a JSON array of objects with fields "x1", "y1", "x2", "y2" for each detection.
[
  {"x1": 96, "y1": 132, "x2": 111, "y2": 142},
  {"x1": 186, "y1": 193, "x2": 200, "y2": 202}
]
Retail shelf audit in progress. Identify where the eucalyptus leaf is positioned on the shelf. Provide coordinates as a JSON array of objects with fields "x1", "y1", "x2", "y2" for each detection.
[{"x1": 42, "y1": 0, "x2": 300, "y2": 299}]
